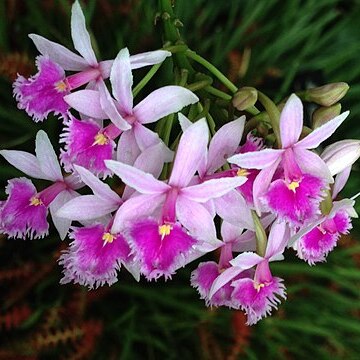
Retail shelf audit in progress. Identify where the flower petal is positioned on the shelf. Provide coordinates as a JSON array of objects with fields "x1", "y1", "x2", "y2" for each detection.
[
  {"x1": 98, "y1": 80, "x2": 131, "y2": 130},
  {"x1": 253, "y1": 158, "x2": 281, "y2": 214},
  {"x1": 293, "y1": 148, "x2": 333, "y2": 183},
  {"x1": 49, "y1": 189, "x2": 78, "y2": 240},
  {"x1": 56, "y1": 195, "x2": 117, "y2": 221},
  {"x1": 178, "y1": 113, "x2": 193, "y2": 132},
  {"x1": 332, "y1": 167, "x2": 351, "y2": 199},
  {"x1": 207, "y1": 116, "x2": 245, "y2": 174},
  {"x1": 133, "y1": 86, "x2": 199, "y2": 124},
  {"x1": 181, "y1": 177, "x2": 247, "y2": 203},
  {"x1": 229, "y1": 251, "x2": 264, "y2": 268},
  {"x1": 35, "y1": 130, "x2": 63, "y2": 182},
  {"x1": 74, "y1": 165, "x2": 121, "y2": 204},
  {"x1": 321, "y1": 140, "x2": 360, "y2": 176},
  {"x1": 280, "y1": 94, "x2": 303, "y2": 148},
  {"x1": 116, "y1": 129, "x2": 141, "y2": 165},
  {"x1": 0, "y1": 150, "x2": 44, "y2": 179},
  {"x1": 228, "y1": 148, "x2": 283, "y2": 169},
  {"x1": 265, "y1": 221, "x2": 289, "y2": 260},
  {"x1": 215, "y1": 190, "x2": 254, "y2": 230},
  {"x1": 71, "y1": 0, "x2": 97, "y2": 66},
  {"x1": 110, "y1": 48, "x2": 133, "y2": 114},
  {"x1": 105, "y1": 160, "x2": 171, "y2": 194},
  {"x1": 220, "y1": 221, "x2": 244, "y2": 243},
  {"x1": 111, "y1": 193, "x2": 165, "y2": 233},
  {"x1": 176, "y1": 196, "x2": 217, "y2": 244},
  {"x1": 295, "y1": 111, "x2": 349, "y2": 149},
  {"x1": 64, "y1": 90, "x2": 107, "y2": 119},
  {"x1": 133, "y1": 122, "x2": 165, "y2": 151},
  {"x1": 209, "y1": 266, "x2": 243, "y2": 299},
  {"x1": 169, "y1": 118, "x2": 209, "y2": 188},
  {"x1": 129, "y1": 50, "x2": 171, "y2": 69},
  {"x1": 29, "y1": 34, "x2": 88, "y2": 71}
]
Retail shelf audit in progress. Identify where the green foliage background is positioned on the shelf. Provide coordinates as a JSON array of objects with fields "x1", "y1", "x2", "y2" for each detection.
[{"x1": 0, "y1": 0, "x2": 359, "y2": 359}]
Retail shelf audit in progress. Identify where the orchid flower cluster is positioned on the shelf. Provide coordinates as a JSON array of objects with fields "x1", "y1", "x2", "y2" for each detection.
[{"x1": 1, "y1": 1, "x2": 360, "y2": 326}]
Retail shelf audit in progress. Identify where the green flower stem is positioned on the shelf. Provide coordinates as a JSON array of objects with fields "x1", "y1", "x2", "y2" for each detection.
[
  {"x1": 204, "y1": 86, "x2": 232, "y2": 101},
  {"x1": 133, "y1": 63, "x2": 162, "y2": 98},
  {"x1": 251, "y1": 210, "x2": 267, "y2": 258},
  {"x1": 320, "y1": 189, "x2": 333, "y2": 216},
  {"x1": 186, "y1": 79, "x2": 213, "y2": 92},
  {"x1": 185, "y1": 50, "x2": 238, "y2": 93},
  {"x1": 258, "y1": 91, "x2": 281, "y2": 148},
  {"x1": 159, "y1": 0, "x2": 194, "y2": 73},
  {"x1": 163, "y1": 44, "x2": 188, "y2": 53},
  {"x1": 162, "y1": 113, "x2": 175, "y2": 146}
]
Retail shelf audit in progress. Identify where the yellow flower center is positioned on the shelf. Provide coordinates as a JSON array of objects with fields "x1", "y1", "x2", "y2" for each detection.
[
  {"x1": 254, "y1": 282, "x2": 266, "y2": 292},
  {"x1": 29, "y1": 197, "x2": 43, "y2": 206},
  {"x1": 55, "y1": 80, "x2": 67, "y2": 92},
  {"x1": 93, "y1": 133, "x2": 109, "y2": 146},
  {"x1": 102, "y1": 232, "x2": 115, "y2": 245},
  {"x1": 287, "y1": 180, "x2": 300, "y2": 193},
  {"x1": 158, "y1": 224, "x2": 172, "y2": 240},
  {"x1": 237, "y1": 168, "x2": 250, "y2": 177}
]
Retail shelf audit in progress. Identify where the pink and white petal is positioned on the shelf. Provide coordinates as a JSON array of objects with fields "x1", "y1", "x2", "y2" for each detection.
[
  {"x1": 98, "y1": 80, "x2": 130, "y2": 130},
  {"x1": 221, "y1": 221, "x2": 244, "y2": 243},
  {"x1": 71, "y1": 1, "x2": 97, "y2": 66},
  {"x1": 181, "y1": 177, "x2": 247, "y2": 203},
  {"x1": 295, "y1": 111, "x2": 349, "y2": 149},
  {"x1": 209, "y1": 267, "x2": 244, "y2": 299},
  {"x1": 110, "y1": 48, "x2": 133, "y2": 113},
  {"x1": 56, "y1": 195, "x2": 117, "y2": 221},
  {"x1": 265, "y1": 221, "x2": 289, "y2": 260},
  {"x1": 35, "y1": 130, "x2": 63, "y2": 182},
  {"x1": 229, "y1": 251, "x2": 263, "y2": 268},
  {"x1": 111, "y1": 193, "x2": 165, "y2": 233},
  {"x1": 332, "y1": 167, "x2": 352, "y2": 199},
  {"x1": 176, "y1": 196, "x2": 217, "y2": 244},
  {"x1": 133, "y1": 86, "x2": 199, "y2": 124},
  {"x1": 228, "y1": 148, "x2": 283, "y2": 169},
  {"x1": 132, "y1": 142, "x2": 173, "y2": 178},
  {"x1": 280, "y1": 94, "x2": 303, "y2": 148},
  {"x1": 253, "y1": 159, "x2": 281, "y2": 214},
  {"x1": 29, "y1": 34, "x2": 88, "y2": 71},
  {"x1": 321, "y1": 140, "x2": 360, "y2": 176},
  {"x1": 215, "y1": 190, "x2": 254, "y2": 230},
  {"x1": 129, "y1": 50, "x2": 171, "y2": 69},
  {"x1": 64, "y1": 173, "x2": 84, "y2": 190},
  {"x1": 133, "y1": 123, "x2": 170, "y2": 154},
  {"x1": 232, "y1": 230, "x2": 257, "y2": 252},
  {"x1": 64, "y1": 90, "x2": 107, "y2": 119},
  {"x1": 293, "y1": 148, "x2": 333, "y2": 183},
  {"x1": 49, "y1": 189, "x2": 78, "y2": 240},
  {"x1": 169, "y1": 118, "x2": 209, "y2": 188},
  {"x1": 105, "y1": 160, "x2": 170, "y2": 194},
  {"x1": 73, "y1": 165, "x2": 121, "y2": 204},
  {"x1": 178, "y1": 113, "x2": 193, "y2": 132},
  {"x1": 0, "y1": 150, "x2": 44, "y2": 179},
  {"x1": 207, "y1": 116, "x2": 245, "y2": 174},
  {"x1": 122, "y1": 143, "x2": 173, "y2": 200},
  {"x1": 117, "y1": 129, "x2": 141, "y2": 165}
]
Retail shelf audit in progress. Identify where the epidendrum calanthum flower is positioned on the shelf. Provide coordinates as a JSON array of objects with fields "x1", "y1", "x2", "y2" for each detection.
[{"x1": 2, "y1": 0, "x2": 360, "y2": 326}]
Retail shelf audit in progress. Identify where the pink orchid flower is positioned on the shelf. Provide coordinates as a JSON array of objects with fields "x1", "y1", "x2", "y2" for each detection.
[
  {"x1": 0, "y1": 131, "x2": 82, "y2": 239},
  {"x1": 104, "y1": 119, "x2": 246, "y2": 280},
  {"x1": 61, "y1": 47, "x2": 195, "y2": 176},
  {"x1": 208, "y1": 221, "x2": 289, "y2": 325},
  {"x1": 289, "y1": 167, "x2": 358, "y2": 264},
  {"x1": 228, "y1": 94, "x2": 349, "y2": 226},
  {"x1": 179, "y1": 114, "x2": 253, "y2": 230},
  {"x1": 14, "y1": 0, "x2": 171, "y2": 122}
]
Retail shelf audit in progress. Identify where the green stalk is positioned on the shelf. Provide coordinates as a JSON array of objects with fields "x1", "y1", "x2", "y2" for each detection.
[
  {"x1": 133, "y1": 63, "x2": 162, "y2": 98},
  {"x1": 185, "y1": 50, "x2": 238, "y2": 93},
  {"x1": 251, "y1": 211, "x2": 267, "y2": 257},
  {"x1": 257, "y1": 91, "x2": 281, "y2": 148}
]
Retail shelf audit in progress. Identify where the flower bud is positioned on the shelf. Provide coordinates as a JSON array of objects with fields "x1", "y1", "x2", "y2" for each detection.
[
  {"x1": 321, "y1": 139, "x2": 360, "y2": 176},
  {"x1": 306, "y1": 82, "x2": 349, "y2": 106},
  {"x1": 312, "y1": 103, "x2": 342, "y2": 128},
  {"x1": 232, "y1": 87, "x2": 258, "y2": 110}
]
